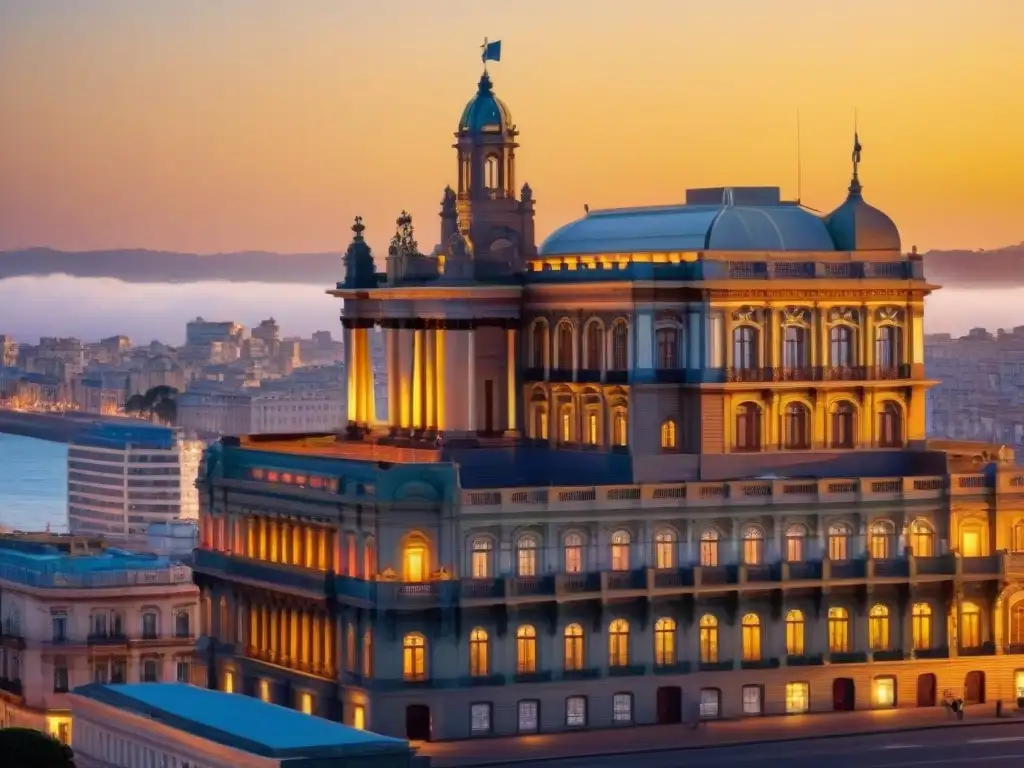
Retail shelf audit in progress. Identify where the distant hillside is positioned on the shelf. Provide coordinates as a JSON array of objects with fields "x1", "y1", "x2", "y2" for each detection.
[
  {"x1": 1, "y1": 243, "x2": 1022, "y2": 287},
  {"x1": 0, "y1": 247, "x2": 343, "y2": 285}
]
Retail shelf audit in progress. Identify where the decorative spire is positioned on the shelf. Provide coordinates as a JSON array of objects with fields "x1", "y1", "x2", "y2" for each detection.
[
  {"x1": 849, "y1": 130, "x2": 863, "y2": 195},
  {"x1": 351, "y1": 215, "x2": 365, "y2": 240}
]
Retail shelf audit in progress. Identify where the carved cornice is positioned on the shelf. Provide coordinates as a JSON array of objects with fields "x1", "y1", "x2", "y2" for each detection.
[{"x1": 708, "y1": 289, "x2": 927, "y2": 301}]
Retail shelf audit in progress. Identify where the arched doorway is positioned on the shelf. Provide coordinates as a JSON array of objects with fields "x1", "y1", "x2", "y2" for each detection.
[
  {"x1": 965, "y1": 671, "x2": 986, "y2": 705},
  {"x1": 916, "y1": 673, "x2": 937, "y2": 707},
  {"x1": 832, "y1": 678, "x2": 855, "y2": 711},
  {"x1": 656, "y1": 686, "x2": 682, "y2": 724},
  {"x1": 405, "y1": 704, "x2": 431, "y2": 741}
]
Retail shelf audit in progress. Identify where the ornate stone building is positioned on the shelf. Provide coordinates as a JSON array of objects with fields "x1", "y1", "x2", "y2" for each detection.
[{"x1": 192, "y1": 65, "x2": 1024, "y2": 742}]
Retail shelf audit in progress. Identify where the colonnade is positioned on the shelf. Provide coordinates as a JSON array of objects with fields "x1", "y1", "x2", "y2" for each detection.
[
  {"x1": 243, "y1": 600, "x2": 336, "y2": 677},
  {"x1": 345, "y1": 326, "x2": 376, "y2": 425}
]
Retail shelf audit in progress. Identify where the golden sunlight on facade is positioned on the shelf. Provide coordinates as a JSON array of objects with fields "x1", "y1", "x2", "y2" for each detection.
[{"x1": 189, "y1": 60, "x2": 1024, "y2": 742}]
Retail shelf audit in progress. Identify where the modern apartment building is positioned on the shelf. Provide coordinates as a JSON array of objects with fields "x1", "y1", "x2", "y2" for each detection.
[
  {"x1": 191, "y1": 66, "x2": 1024, "y2": 742},
  {"x1": 68, "y1": 421, "x2": 204, "y2": 543},
  {"x1": 0, "y1": 533, "x2": 199, "y2": 744}
]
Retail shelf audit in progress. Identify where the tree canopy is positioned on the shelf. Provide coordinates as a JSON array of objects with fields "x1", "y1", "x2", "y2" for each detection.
[
  {"x1": 0, "y1": 727, "x2": 76, "y2": 768},
  {"x1": 124, "y1": 385, "x2": 179, "y2": 425}
]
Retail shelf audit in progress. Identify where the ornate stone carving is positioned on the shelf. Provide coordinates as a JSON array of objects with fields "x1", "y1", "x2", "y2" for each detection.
[
  {"x1": 782, "y1": 307, "x2": 810, "y2": 325},
  {"x1": 732, "y1": 306, "x2": 759, "y2": 323},
  {"x1": 709, "y1": 289, "x2": 923, "y2": 301},
  {"x1": 876, "y1": 306, "x2": 903, "y2": 323},
  {"x1": 828, "y1": 306, "x2": 859, "y2": 323}
]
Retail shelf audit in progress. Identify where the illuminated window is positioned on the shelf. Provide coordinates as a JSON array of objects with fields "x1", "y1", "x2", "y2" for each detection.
[
  {"x1": 785, "y1": 524, "x2": 806, "y2": 562},
  {"x1": 654, "y1": 529, "x2": 676, "y2": 569},
  {"x1": 611, "y1": 320, "x2": 629, "y2": 370},
  {"x1": 912, "y1": 603, "x2": 932, "y2": 650},
  {"x1": 471, "y1": 537, "x2": 493, "y2": 578},
  {"x1": 518, "y1": 700, "x2": 539, "y2": 733},
  {"x1": 911, "y1": 521, "x2": 934, "y2": 557},
  {"x1": 743, "y1": 527, "x2": 764, "y2": 565},
  {"x1": 741, "y1": 613, "x2": 761, "y2": 662},
  {"x1": 961, "y1": 526, "x2": 982, "y2": 558},
  {"x1": 560, "y1": 407, "x2": 573, "y2": 443},
  {"x1": 223, "y1": 670, "x2": 234, "y2": 694},
  {"x1": 402, "y1": 633, "x2": 426, "y2": 680},
  {"x1": 654, "y1": 618, "x2": 676, "y2": 666},
  {"x1": 585, "y1": 322, "x2": 604, "y2": 369},
  {"x1": 610, "y1": 530, "x2": 631, "y2": 571},
  {"x1": 700, "y1": 530, "x2": 720, "y2": 567},
  {"x1": 471, "y1": 702, "x2": 492, "y2": 735},
  {"x1": 828, "y1": 607, "x2": 850, "y2": 653},
  {"x1": 699, "y1": 614, "x2": 719, "y2": 664},
  {"x1": 353, "y1": 704, "x2": 366, "y2": 730},
  {"x1": 870, "y1": 521, "x2": 894, "y2": 559},
  {"x1": 1011, "y1": 604, "x2": 1024, "y2": 647},
  {"x1": 828, "y1": 523, "x2": 851, "y2": 561},
  {"x1": 742, "y1": 684, "x2": 763, "y2": 715},
  {"x1": 1013, "y1": 521, "x2": 1024, "y2": 553},
  {"x1": 564, "y1": 533, "x2": 584, "y2": 573},
  {"x1": 258, "y1": 679, "x2": 271, "y2": 703},
  {"x1": 556, "y1": 321, "x2": 574, "y2": 370},
  {"x1": 699, "y1": 688, "x2": 720, "y2": 718},
  {"x1": 874, "y1": 676, "x2": 896, "y2": 708},
  {"x1": 613, "y1": 411, "x2": 628, "y2": 446},
  {"x1": 608, "y1": 619, "x2": 630, "y2": 667},
  {"x1": 362, "y1": 628, "x2": 373, "y2": 677},
  {"x1": 299, "y1": 691, "x2": 313, "y2": 715},
  {"x1": 612, "y1": 692, "x2": 633, "y2": 723},
  {"x1": 785, "y1": 610, "x2": 805, "y2": 656},
  {"x1": 660, "y1": 419, "x2": 677, "y2": 450},
  {"x1": 564, "y1": 623, "x2": 584, "y2": 671},
  {"x1": 961, "y1": 602, "x2": 981, "y2": 648},
  {"x1": 516, "y1": 625, "x2": 537, "y2": 673},
  {"x1": 586, "y1": 412, "x2": 599, "y2": 445},
  {"x1": 785, "y1": 682, "x2": 810, "y2": 714},
  {"x1": 469, "y1": 628, "x2": 489, "y2": 677},
  {"x1": 566, "y1": 696, "x2": 587, "y2": 726},
  {"x1": 533, "y1": 407, "x2": 549, "y2": 440},
  {"x1": 403, "y1": 538, "x2": 427, "y2": 582},
  {"x1": 517, "y1": 535, "x2": 539, "y2": 577},
  {"x1": 869, "y1": 604, "x2": 890, "y2": 651}
]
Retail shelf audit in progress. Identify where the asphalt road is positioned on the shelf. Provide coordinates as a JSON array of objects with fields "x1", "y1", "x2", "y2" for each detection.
[{"x1": 467, "y1": 722, "x2": 1024, "y2": 768}]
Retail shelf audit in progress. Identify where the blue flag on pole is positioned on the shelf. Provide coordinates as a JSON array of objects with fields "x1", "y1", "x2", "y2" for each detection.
[{"x1": 482, "y1": 39, "x2": 502, "y2": 63}]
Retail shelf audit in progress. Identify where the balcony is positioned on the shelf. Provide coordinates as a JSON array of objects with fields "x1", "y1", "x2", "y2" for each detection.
[
  {"x1": 376, "y1": 580, "x2": 460, "y2": 609},
  {"x1": 872, "y1": 649, "x2": 905, "y2": 662},
  {"x1": 723, "y1": 364, "x2": 914, "y2": 384},
  {"x1": 608, "y1": 663, "x2": 646, "y2": 677},
  {"x1": 741, "y1": 657, "x2": 780, "y2": 670},
  {"x1": 194, "y1": 549, "x2": 333, "y2": 599},
  {"x1": 87, "y1": 632, "x2": 128, "y2": 646},
  {"x1": 914, "y1": 646, "x2": 950, "y2": 660},
  {"x1": 829, "y1": 651, "x2": 868, "y2": 664},
  {"x1": 0, "y1": 678, "x2": 23, "y2": 697},
  {"x1": 786, "y1": 654, "x2": 824, "y2": 666}
]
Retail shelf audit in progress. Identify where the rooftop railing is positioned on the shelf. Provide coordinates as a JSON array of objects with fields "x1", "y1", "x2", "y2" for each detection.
[{"x1": 0, "y1": 563, "x2": 193, "y2": 589}]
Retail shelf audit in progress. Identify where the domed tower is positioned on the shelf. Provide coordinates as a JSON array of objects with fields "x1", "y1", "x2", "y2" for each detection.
[
  {"x1": 442, "y1": 69, "x2": 536, "y2": 272},
  {"x1": 825, "y1": 132, "x2": 902, "y2": 252}
]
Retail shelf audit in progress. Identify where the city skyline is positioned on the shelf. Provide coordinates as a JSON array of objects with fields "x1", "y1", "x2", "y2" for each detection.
[{"x1": 1, "y1": 0, "x2": 1022, "y2": 256}]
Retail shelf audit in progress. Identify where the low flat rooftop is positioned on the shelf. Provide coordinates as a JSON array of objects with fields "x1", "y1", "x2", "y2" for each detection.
[
  {"x1": 72, "y1": 683, "x2": 409, "y2": 758},
  {"x1": 239, "y1": 434, "x2": 443, "y2": 464}
]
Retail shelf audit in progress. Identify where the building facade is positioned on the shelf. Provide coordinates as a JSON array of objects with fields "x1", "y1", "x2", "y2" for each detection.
[
  {"x1": 192, "y1": 64, "x2": 1024, "y2": 741},
  {"x1": 0, "y1": 534, "x2": 198, "y2": 743}
]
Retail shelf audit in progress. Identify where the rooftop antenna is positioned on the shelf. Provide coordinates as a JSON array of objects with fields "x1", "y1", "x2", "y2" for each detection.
[{"x1": 796, "y1": 108, "x2": 803, "y2": 204}]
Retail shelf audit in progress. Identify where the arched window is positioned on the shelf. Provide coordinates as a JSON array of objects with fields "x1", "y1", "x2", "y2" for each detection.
[
  {"x1": 878, "y1": 402, "x2": 903, "y2": 447},
  {"x1": 741, "y1": 613, "x2": 761, "y2": 662},
  {"x1": 611, "y1": 321, "x2": 629, "y2": 370},
  {"x1": 828, "y1": 522, "x2": 851, "y2": 561},
  {"x1": 700, "y1": 530, "x2": 720, "y2": 567},
  {"x1": 1010, "y1": 603, "x2": 1024, "y2": 647},
  {"x1": 785, "y1": 524, "x2": 806, "y2": 562},
  {"x1": 735, "y1": 402, "x2": 762, "y2": 451},
  {"x1": 471, "y1": 537, "x2": 493, "y2": 578},
  {"x1": 610, "y1": 530, "x2": 631, "y2": 571},
  {"x1": 362, "y1": 628, "x2": 373, "y2": 677},
  {"x1": 784, "y1": 402, "x2": 811, "y2": 450},
  {"x1": 830, "y1": 401, "x2": 856, "y2": 449},
  {"x1": 660, "y1": 419, "x2": 678, "y2": 450},
  {"x1": 656, "y1": 328, "x2": 678, "y2": 369},
  {"x1": 484, "y1": 155, "x2": 499, "y2": 190},
  {"x1": 175, "y1": 609, "x2": 191, "y2": 638},
  {"x1": 830, "y1": 325, "x2": 854, "y2": 368},
  {"x1": 960, "y1": 602, "x2": 981, "y2": 648},
  {"x1": 733, "y1": 326, "x2": 759, "y2": 370},
  {"x1": 469, "y1": 628, "x2": 489, "y2": 677},
  {"x1": 612, "y1": 410, "x2": 628, "y2": 446},
  {"x1": 828, "y1": 607, "x2": 850, "y2": 653},
  {"x1": 608, "y1": 619, "x2": 630, "y2": 667},
  {"x1": 564, "y1": 533, "x2": 584, "y2": 573},
  {"x1": 403, "y1": 535, "x2": 428, "y2": 582},
  {"x1": 654, "y1": 529, "x2": 676, "y2": 570},
  {"x1": 783, "y1": 325, "x2": 809, "y2": 370},
  {"x1": 402, "y1": 633, "x2": 426, "y2": 680},
  {"x1": 912, "y1": 603, "x2": 932, "y2": 650},
  {"x1": 364, "y1": 537, "x2": 377, "y2": 580},
  {"x1": 1013, "y1": 522, "x2": 1024, "y2": 553},
  {"x1": 559, "y1": 404, "x2": 573, "y2": 443},
  {"x1": 699, "y1": 614, "x2": 719, "y2": 663},
  {"x1": 556, "y1": 321, "x2": 574, "y2": 371},
  {"x1": 870, "y1": 520, "x2": 894, "y2": 560},
  {"x1": 585, "y1": 322, "x2": 604, "y2": 370},
  {"x1": 564, "y1": 623, "x2": 584, "y2": 671},
  {"x1": 910, "y1": 521, "x2": 934, "y2": 558},
  {"x1": 346, "y1": 622, "x2": 356, "y2": 671},
  {"x1": 517, "y1": 535, "x2": 539, "y2": 577},
  {"x1": 869, "y1": 604, "x2": 890, "y2": 651},
  {"x1": 654, "y1": 618, "x2": 676, "y2": 666},
  {"x1": 532, "y1": 404, "x2": 549, "y2": 441},
  {"x1": 585, "y1": 411, "x2": 599, "y2": 445},
  {"x1": 743, "y1": 526, "x2": 764, "y2": 565},
  {"x1": 875, "y1": 324, "x2": 901, "y2": 370},
  {"x1": 516, "y1": 625, "x2": 537, "y2": 673},
  {"x1": 785, "y1": 609, "x2": 805, "y2": 656},
  {"x1": 530, "y1": 320, "x2": 547, "y2": 369}
]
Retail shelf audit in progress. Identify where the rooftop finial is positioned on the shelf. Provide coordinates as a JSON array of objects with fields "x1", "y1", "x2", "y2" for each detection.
[
  {"x1": 850, "y1": 110, "x2": 863, "y2": 195},
  {"x1": 351, "y1": 215, "x2": 365, "y2": 240},
  {"x1": 481, "y1": 37, "x2": 502, "y2": 74}
]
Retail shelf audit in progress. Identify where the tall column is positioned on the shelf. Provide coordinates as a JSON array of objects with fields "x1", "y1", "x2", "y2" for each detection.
[
  {"x1": 444, "y1": 329, "x2": 463, "y2": 431},
  {"x1": 312, "y1": 615, "x2": 322, "y2": 672},
  {"x1": 425, "y1": 328, "x2": 437, "y2": 430},
  {"x1": 506, "y1": 327, "x2": 518, "y2": 433},
  {"x1": 435, "y1": 328, "x2": 447, "y2": 431},
  {"x1": 345, "y1": 326, "x2": 357, "y2": 423},
  {"x1": 467, "y1": 326, "x2": 477, "y2": 433},
  {"x1": 359, "y1": 327, "x2": 376, "y2": 425},
  {"x1": 412, "y1": 329, "x2": 425, "y2": 429},
  {"x1": 386, "y1": 328, "x2": 400, "y2": 430},
  {"x1": 305, "y1": 527, "x2": 315, "y2": 569},
  {"x1": 399, "y1": 328, "x2": 414, "y2": 430}
]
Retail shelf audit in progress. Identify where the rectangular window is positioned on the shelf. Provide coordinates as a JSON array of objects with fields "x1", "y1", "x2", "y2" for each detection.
[
  {"x1": 53, "y1": 659, "x2": 68, "y2": 693},
  {"x1": 353, "y1": 704, "x2": 366, "y2": 730},
  {"x1": 518, "y1": 699, "x2": 539, "y2": 733},
  {"x1": 612, "y1": 693, "x2": 633, "y2": 723},
  {"x1": 258, "y1": 679, "x2": 271, "y2": 702},
  {"x1": 470, "y1": 703, "x2": 492, "y2": 735},
  {"x1": 142, "y1": 659, "x2": 159, "y2": 683},
  {"x1": 699, "y1": 688, "x2": 720, "y2": 718},
  {"x1": 873, "y1": 676, "x2": 896, "y2": 708},
  {"x1": 299, "y1": 692, "x2": 313, "y2": 715},
  {"x1": 223, "y1": 671, "x2": 234, "y2": 694},
  {"x1": 742, "y1": 685, "x2": 763, "y2": 715},
  {"x1": 93, "y1": 664, "x2": 108, "y2": 684},
  {"x1": 175, "y1": 661, "x2": 190, "y2": 684},
  {"x1": 52, "y1": 616, "x2": 67, "y2": 642},
  {"x1": 786, "y1": 682, "x2": 810, "y2": 714},
  {"x1": 566, "y1": 696, "x2": 587, "y2": 727}
]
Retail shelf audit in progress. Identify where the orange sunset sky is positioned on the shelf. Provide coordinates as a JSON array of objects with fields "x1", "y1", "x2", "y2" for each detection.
[{"x1": 0, "y1": 0, "x2": 1021, "y2": 257}]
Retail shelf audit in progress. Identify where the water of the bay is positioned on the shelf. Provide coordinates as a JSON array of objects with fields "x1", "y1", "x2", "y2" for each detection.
[{"x1": 0, "y1": 433, "x2": 68, "y2": 532}]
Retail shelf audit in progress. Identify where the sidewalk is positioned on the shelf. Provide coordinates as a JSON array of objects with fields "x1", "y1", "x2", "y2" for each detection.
[{"x1": 421, "y1": 703, "x2": 1021, "y2": 766}]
